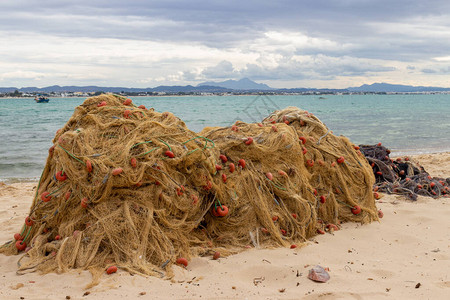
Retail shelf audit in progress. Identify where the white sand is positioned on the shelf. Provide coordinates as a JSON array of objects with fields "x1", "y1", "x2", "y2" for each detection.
[{"x1": 1, "y1": 153, "x2": 449, "y2": 300}]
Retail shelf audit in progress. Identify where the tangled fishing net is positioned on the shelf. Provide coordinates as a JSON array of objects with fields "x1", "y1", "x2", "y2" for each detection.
[
  {"x1": 1, "y1": 94, "x2": 378, "y2": 286},
  {"x1": 360, "y1": 144, "x2": 450, "y2": 200}
]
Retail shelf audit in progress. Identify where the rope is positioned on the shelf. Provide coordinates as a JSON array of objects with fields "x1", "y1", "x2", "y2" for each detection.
[
  {"x1": 136, "y1": 147, "x2": 160, "y2": 157},
  {"x1": 158, "y1": 138, "x2": 172, "y2": 151},
  {"x1": 316, "y1": 129, "x2": 331, "y2": 145},
  {"x1": 131, "y1": 140, "x2": 153, "y2": 149},
  {"x1": 182, "y1": 136, "x2": 215, "y2": 149},
  {"x1": 58, "y1": 145, "x2": 85, "y2": 165},
  {"x1": 22, "y1": 226, "x2": 32, "y2": 242}
]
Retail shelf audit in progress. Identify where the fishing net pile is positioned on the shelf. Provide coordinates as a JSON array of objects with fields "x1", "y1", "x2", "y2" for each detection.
[
  {"x1": 1, "y1": 94, "x2": 378, "y2": 284},
  {"x1": 360, "y1": 144, "x2": 450, "y2": 200}
]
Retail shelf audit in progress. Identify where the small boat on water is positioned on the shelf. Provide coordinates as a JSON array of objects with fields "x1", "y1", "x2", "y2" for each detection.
[{"x1": 35, "y1": 96, "x2": 49, "y2": 103}]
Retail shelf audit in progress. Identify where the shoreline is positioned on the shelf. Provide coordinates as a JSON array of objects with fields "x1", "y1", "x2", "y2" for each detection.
[{"x1": 0, "y1": 153, "x2": 449, "y2": 299}]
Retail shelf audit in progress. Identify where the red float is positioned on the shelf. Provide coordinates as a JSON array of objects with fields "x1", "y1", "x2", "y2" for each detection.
[
  {"x1": 112, "y1": 168, "x2": 123, "y2": 175},
  {"x1": 164, "y1": 150, "x2": 175, "y2": 158},
  {"x1": 55, "y1": 170, "x2": 67, "y2": 181},
  {"x1": 81, "y1": 197, "x2": 88, "y2": 208},
  {"x1": 106, "y1": 265, "x2": 118, "y2": 274},
  {"x1": 176, "y1": 257, "x2": 188, "y2": 267},
  {"x1": 351, "y1": 205, "x2": 361, "y2": 215},
  {"x1": 85, "y1": 160, "x2": 93, "y2": 172},
  {"x1": 15, "y1": 240, "x2": 27, "y2": 251},
  {"x1": 244, "y1": 137, "x2": 253, "y2": 145},
  {"x1": 216, "y1": 205, "x2": 229, "y2": 217},
  {"x1": 130, "y1": 157, "x2": 137, "y2": 168},
  {"x1": 238, "y1": 159, "x2": 246, "y2": 169},
  {"x1": 25, "y1": 216, "x2": 34, "y2": 226},
  {"x1": 41, "y1": 191, "x2": 52, "y2": 202}
]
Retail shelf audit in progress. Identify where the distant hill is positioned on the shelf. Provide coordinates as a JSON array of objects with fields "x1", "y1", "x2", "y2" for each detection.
[
  {"x1": 19, "y1": 85, "x2": 134, "y2": 93},
  {"x1": 2, "y1": 81, "x2": 450, "y2": 94},
  {"x1": 198, "y1": 78, "x2": 273, "y2": 90},
  {"x1": 0, "y1": 87, "x2": 19, "y2": 93},
  {"x1": 151, "y1": 85, "x2": 231, "y2": 93},
  {"x1": 348, "y1": 83, "x2": 450, "y2": 93},
  {"x1": 274, "y1": 87, "x2": 348, "y2": 93},
  {"x1": 7, "y1": 85, "x2": 231, "y2": 94}
]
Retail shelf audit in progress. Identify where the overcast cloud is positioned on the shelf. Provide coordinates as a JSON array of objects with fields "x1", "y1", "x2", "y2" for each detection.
[{"x1": 1, "y1": 0, "x2": 450, "y2": 88}]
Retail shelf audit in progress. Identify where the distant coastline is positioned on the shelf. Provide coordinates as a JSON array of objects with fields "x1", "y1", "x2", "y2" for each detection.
[
  {"x1": 2, "y1": 80, "x2": 450, "y2": 98},
  {"x1": 2, "y1": 91, "x2": 450, "y2": 99}
]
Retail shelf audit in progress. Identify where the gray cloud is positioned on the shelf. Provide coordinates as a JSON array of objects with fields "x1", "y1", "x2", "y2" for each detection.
[
  {"x1": 193, "y1": 57, "x2": 396, "y2": 82},
  {"x1": 1, "y1": 1, "x2": 450, "y2": 87},
  {"x1": 201, "y1": 61, "x2": 239, "y2": 78},
  {"x1": 421, "y1": 68, "x2": 438, "y2": 74}
]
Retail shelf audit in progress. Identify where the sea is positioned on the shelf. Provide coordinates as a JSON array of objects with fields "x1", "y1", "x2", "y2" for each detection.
[{"x1": 1, "y1": 94, "x2": 449, "y2": 182}]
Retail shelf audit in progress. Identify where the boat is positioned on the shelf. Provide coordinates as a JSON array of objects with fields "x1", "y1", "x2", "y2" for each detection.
[{"x1": 35, "y1": 96, "x2": 49, "y2": 103}]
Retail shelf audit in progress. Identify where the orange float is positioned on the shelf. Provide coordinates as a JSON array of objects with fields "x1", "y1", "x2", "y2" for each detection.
[
  {"x1": 176, "y1": 258, "x2": 188, "y2": 267},
  {"x1": 164, "y1": 150, "x2": 175, "y2": 158},
  {"x1": 219, "y1": 154, "x2": 228, "y2": 163},
  {"x1": 85, "y1": 160, "x2": 93, "y2": 172},
  {"x1": 112, "y1": 168, "x2": 123, "y2": 175},
  {"x1": 106, "y1": 266, "x2": 118, "y2": 274},
  {"x1": 216, "y1": 205, "x2": 229, "y2": 217}
]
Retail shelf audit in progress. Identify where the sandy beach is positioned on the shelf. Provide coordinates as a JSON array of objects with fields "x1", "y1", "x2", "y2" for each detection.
[{"x1": 0, "y1": 152, "x2": 449, "y2": 300}]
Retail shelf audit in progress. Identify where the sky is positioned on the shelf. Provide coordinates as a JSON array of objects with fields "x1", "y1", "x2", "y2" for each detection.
[{"x1": 1, "y1": 0, "x2": 450, "y2": 89}]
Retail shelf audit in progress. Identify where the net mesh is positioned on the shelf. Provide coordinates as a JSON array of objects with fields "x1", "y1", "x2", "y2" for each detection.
[{"x1": 360, "y1": 144, "x2": 450, "y2": 200}]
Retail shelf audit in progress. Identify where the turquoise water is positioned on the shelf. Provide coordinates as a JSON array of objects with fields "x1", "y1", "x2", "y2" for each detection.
[{"x1": 1, "y1": 94, "x2": 449, "y2": 182}]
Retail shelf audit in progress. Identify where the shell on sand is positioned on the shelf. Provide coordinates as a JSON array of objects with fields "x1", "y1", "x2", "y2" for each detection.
[{"x1": 308, "y1": 265, "x2": 330, "y2": 282}]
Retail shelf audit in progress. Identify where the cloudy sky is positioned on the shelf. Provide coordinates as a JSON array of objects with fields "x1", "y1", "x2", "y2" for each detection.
[{"x1": 1, "y1": 0, "x2": 450, "y2": 88}]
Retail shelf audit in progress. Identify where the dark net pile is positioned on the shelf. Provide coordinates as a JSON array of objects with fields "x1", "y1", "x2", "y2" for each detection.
[
  {"x1": 359, "y1": 144, "x2": 450, "y2": 200},
  {"x1": 1, "y1": 95, "x2": 378, "y2": 285}
]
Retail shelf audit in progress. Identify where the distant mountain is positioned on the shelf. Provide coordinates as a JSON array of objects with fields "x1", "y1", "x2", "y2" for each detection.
[
  {"x1": 2, "y1": 81, "x2": 450, "y2": 94},
  {"x1": 348, "y1": 83, "x2": 450, "y2": 93},
  {"x1": 198, "y1": 78, "x2": 273, "y2": 90},
  {"x1": 151, "y1": 85, "x2": 231, "y2": 93},
  {"x1": 19, "y1": 85, "x2": 148, "y2": 93},
  {"x1": 274, "y1": 87, "x2": 348, "y2": 93},
  {"x1": 4, "y1": 85, "x2": 231, "y2": 94},
  {"x1": 0, "y1": 87, "x2": 19, "y2": 93}
]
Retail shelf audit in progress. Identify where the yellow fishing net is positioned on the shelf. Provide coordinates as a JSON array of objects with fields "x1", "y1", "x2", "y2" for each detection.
[{"x1": 1, "y1": 94, "x2": 378, "y2": 285}]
